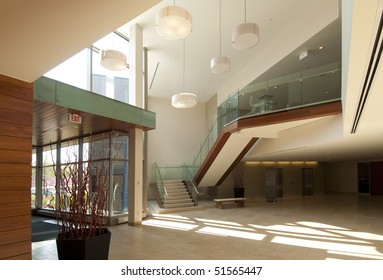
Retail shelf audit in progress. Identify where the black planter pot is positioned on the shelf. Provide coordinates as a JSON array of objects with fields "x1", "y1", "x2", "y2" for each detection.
[
  {"x1": 56, "y1": 228, "x2": 111, "y2": 260},
  {"x1": 234, "y1": 187, "x2": 245, "y2": 198}
]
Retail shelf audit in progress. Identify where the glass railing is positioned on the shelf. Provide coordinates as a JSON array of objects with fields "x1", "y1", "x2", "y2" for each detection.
[
  {"x1": 152, "y1": 164, "x2": 200, "y2": 206},
  {"x1": 151, "y1": 163, "x2": 166, "y2": 207},
  {"x1": 191, "y1": 62, "x2": 341, "y2": 177},
  {"x1": 182, "y1": 164, "x2": 200, "y2": 205}
]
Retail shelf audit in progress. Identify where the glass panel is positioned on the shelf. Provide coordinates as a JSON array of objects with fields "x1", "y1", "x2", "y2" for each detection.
[
  {"x1": 31, "y1": 167, "x2": 36, "y2": 208},
  {"x1": 112, "y1": 133, "x2": 129, "y2": 159},
  {"x1": 61, "y1": 140, "x2": 79, "y2": 164},
  {"x1": 112, "y1": 161, "x2": 128, "y2": 214},
  {"x1": 301, "y1": 70, "x2": 341, "y2": 105},
  {"x1": 84, "y1": 133, "x2": 110, "y2": 161},
  {"x1": 92, "y1": 33, "x2": 130, "y2": 103},
  {"x1": 43, "y1": 145, "x2": 57, "y2": 166},
  {"x1": 44, "y1": 48, "x2": 91, "y2": 91},
  {"x1": 42, "y1": 166, "x2": 56, "y2": 210},
  {"x1": 32, "y1": 148, "x2": 36, "y2": 167}
]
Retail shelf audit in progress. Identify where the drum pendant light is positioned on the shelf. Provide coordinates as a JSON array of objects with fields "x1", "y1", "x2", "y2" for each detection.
[
  {"x1": 156, "y1": 5, "x2": 192, "y2": 40},
  {"x1": 232, "y1": 0, "x2": 260, "y2": 50},
  {"x1": 172, "y1": 39, "x2": 197, "y2": 108},
  {"x1": 210, "y1": 0, "x2": 231, "y2": 74}
]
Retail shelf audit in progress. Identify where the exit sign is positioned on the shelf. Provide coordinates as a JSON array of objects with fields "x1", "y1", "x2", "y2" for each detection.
[{"x1": 68, "y1": 113, "x2": 82, "y2": 124}]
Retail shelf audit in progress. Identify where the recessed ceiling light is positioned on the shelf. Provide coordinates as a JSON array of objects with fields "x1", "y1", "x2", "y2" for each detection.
[{"x1": 318, "y1": 45, "x2": 324, "y2": 50}]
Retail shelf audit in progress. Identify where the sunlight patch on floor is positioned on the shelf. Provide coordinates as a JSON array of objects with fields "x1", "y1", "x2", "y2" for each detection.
[
  {"x1": 249, "y1": 224, "x2": 340, "y2": 237},
  {"x1": 272, "y1": 236, "x2": 383, "y2": 259},
  {"x1": 266, "y1": 230, "x2": 371, "y2": 244},
  {"x1": 297, "y1": 221, "x2": 349, "y2": 230},
  {"x1": 195, "y1": 218, "x2": 242, "y2": 226},
  {"x1": 203, "y1": 222, "x2": 258, "y2": 232},
  {"x1": 142, "y1": 219, "x2": 199, "y2": 231},
  {"x1": 152, "y1": 213, "x2": 190, "y2": 220},
  {"x1": 327, "y1": 230, "x2": 383, "y2": 241},
  {"x1": 196, "y1": 226, "x2": 266, "y2": 240},
  {"x1": 150, "y1": 216, "x2": 197, "y2": 224},
  {"x1": 327, "y1": 250, "x2": 383, "y2": 260}
]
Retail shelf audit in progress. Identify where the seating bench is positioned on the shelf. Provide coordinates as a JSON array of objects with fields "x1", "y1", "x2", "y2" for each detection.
[{"x1": 214, "y1": 197, "x2": 246, "y2": 208}]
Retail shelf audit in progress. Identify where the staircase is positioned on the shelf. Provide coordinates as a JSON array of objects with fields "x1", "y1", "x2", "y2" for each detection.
[{"x1": 162, "y1": 180, "x2": 195, "y2": 209}]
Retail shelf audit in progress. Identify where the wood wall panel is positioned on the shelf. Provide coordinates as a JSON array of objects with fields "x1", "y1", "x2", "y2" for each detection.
[
  {"x1": 0, "y1": 136, "x2": 32, "y2": 151},
  {"x1": 0, "y1": 74, "x2": 33, "y2": 260},
  {"x1": 0, "y1": 163, "x2": 32, "y2": 177},
  {"x1": 0, "y1": 241, "x2": 31, "y2": 259},
  {"x1": 0, "y1": 121, "x2": 32, "y2": 138},
  {"x1": 0, "y1": 190, "x2": 30, "y2": 205},
  {"x1": 0, "y1": 177, "x2": 31, "y2": 189},
  {"x1": 0, "y1": 150, "x2": 31, "y2": 164},
  {"x1": 0, "y1": 202, "x2": 30, "y2": 218},
  {"x1": 1, "y1": 215, "x2": 30, "y2": 232}
]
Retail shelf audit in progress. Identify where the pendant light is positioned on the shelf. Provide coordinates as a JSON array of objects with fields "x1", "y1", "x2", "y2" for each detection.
[
  {"x1": 100, "y1": 33, "x2": 129, "y2": 71},
  {"x1": 172, "y1": 39, "x2": 197, "y2": 108},
  {"x1": 156, "y1": 1, "x2": 192, "y2": 41},
  {"x1": 100, "y1": 49, "x2": 128, "y2": 71},
  {"x1": 232, "y1": 0, "x2": 260, "y2": 50},
  {"x1": 210, "y1": 0, "x2": 231, "y2": 74}
]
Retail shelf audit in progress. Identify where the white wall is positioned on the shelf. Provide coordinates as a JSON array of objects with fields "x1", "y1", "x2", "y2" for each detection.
[{"x1": 147, "y1": 96, "x2": 206, "y2": 170}]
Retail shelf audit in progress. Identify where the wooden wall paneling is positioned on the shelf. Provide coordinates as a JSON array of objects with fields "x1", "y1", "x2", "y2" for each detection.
[
  {"x1": 0, "y1": 74, "x2": 33, "y2": 260},
  {"x1": 0, "y1": 136, "x2": 32, "y2": 151},
  {"x1": 0, "y1": 241, "x2": 31, "y2": 259}
]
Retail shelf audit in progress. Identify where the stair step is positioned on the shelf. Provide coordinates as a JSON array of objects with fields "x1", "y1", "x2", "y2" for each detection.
[
  {"x1": 157, "y1": 205, "x2": 205, "y2": 214},
  {"x1": 163, "y1": 180, "x2": 184, "y2": 185},
  {"x1": 164, "y1": 202, "x2": 195, "y2": 208},
  {"x1": 166, "y1": 190, "x2": 187, "y2": 195},
  {"x1": 165, "y1": 186, "x2": 186, "y2": 190},
  {"x1": 163, "y1": 198, "x2": 193, "y2": 203},
  {"x1": 164, "y1": 194, "x2": 191, "y2": 201}
]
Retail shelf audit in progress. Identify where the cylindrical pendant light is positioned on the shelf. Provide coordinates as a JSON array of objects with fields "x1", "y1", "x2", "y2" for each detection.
[
  {"x1": 172, "y1": 39, "x2": 197, "y2": 108},
  {"x1": 172, "y1": 92, "x2": 197, "y2": 108},
  {"x1": 211, "y1": 56, "x2": 231, "y2": 73},
  {"x1": 232, "y1": 22, "x2": 260, "y2": 50},
  {"x1": 156, "y1": 6, "x2": 192, "y2": 40},
  {"x1": 100, "y1": 49, "x2": 128, "y2": 71},
  {"x1": 210, "y1": 0, "x2": 230, "y2": 74},
  {"x1": 232, "y1": 0, "x2": 260, "y2": 50}
]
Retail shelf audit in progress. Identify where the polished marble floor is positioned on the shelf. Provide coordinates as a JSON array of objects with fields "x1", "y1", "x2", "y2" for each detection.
[{"x1": 32, "y1": 194, "x2": 383, "y2": 260}]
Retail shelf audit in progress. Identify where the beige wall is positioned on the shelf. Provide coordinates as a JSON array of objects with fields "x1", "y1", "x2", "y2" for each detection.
[
  {"x1": 324, "y1": 161, "x2": 358, "y2": 194},
  {"x1": 147, "y1": 96, "x2": 206, "y2": 174},
  {"x1": 215, "y1": 162, "x2": 325, "y2": 199},
  {"x1": 205, "y1": 94, "x2": 217, "y2": 132}
]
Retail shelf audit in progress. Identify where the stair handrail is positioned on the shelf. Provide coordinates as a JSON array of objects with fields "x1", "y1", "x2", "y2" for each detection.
[
  {"x1": 182, "y1": 164, "x2": 202, "y2": 205},
  {"x1": 190, "y1": 104, "x2": 227, "y2": 178},
  {"x1": 189, "y1": 62, "x2": 341, "y2": 180},
  {"x1": 152, "y1": 162, "x2": 167, "y2": 200}
]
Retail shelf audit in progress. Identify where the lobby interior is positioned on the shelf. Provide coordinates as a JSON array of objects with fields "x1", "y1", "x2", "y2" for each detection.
[{"x1": 2, "y1": 0, "x2": 383, "y2": 260}]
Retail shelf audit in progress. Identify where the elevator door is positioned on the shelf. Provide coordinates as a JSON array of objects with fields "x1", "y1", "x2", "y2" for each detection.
[
  {"x1": 302, "y1": 168, "x2": 313, "y2": 196},
  {"x1": 370, "y1": 162, "x2": 383, "y2": 195}
]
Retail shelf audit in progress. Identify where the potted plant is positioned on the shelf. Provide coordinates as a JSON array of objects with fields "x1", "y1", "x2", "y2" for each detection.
[
  {"x1": 232, "y1": 163, "x2": 245, "y2": 198},
  {"x1": 53, "y1": 140, "x2": 111, "y2": 260}
]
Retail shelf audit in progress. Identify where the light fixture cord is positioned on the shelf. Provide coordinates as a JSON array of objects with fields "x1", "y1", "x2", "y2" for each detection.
[
  {"x1": 244, "y1": 0, "x2": 247, "y2": 23},
  {"x1": 183, "y1": 39, "x2": 185, "y2": 91},
  {"x1": 219, "y1": 0, "x2": 222, "y2": 55}
]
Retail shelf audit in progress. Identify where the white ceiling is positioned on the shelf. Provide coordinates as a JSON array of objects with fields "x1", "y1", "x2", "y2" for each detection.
[
  {"x1": 0, "y1": 0, "x2": 161, "y2": 82},
  {"x1": 118, "y1": 0, "x2": 340, "y2": 103},
  {"x1": 1, "y1": 0, "x2": 383, "y2": 163}
]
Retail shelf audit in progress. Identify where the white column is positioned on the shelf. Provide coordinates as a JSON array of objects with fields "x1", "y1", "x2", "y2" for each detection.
[
  {"x1": 129, "y1": 24, "x2": 143, "y2": 108},
  {"x1": 128, "y1": 127, "x2": 143, "y2": 225}
]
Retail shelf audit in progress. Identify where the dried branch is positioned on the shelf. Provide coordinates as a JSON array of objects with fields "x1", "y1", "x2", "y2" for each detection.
[{"x1": 53, "y1": 136, "x2": 115, "y2": 240}]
